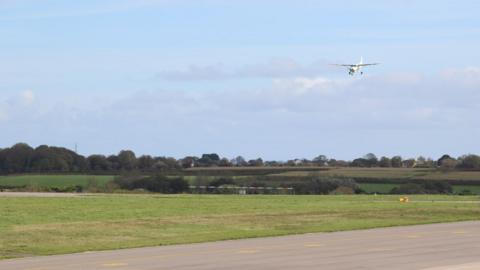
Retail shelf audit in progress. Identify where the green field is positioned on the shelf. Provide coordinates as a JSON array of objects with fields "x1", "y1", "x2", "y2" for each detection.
[
  {"x1": 184, "y1": 167, "x2": 480, "y2": 194},
  {"x1": 271, "y1": 167, "x2": 480, "y2": 181},
  {"x1": 452, "y1": 185, "x2": 480, "y2": 194},
  {"x1": 0, "y1": 175, "x2": 114, "y2": 188},
  {"x1": 345, "y1": 183, "x2": 480, "y2": 195},
  {"x1": 1, "y1": 172, "x2": 480, "y2": 194},
  {"x1": 1, "y1": 194, "x2": 479, "y2": 259},
  {"x1": 184, "y1": 167, "x2": 480, "y2": 181},
  {"x1": 358, "y1": 183, "x2": 400, "y2": 193}
]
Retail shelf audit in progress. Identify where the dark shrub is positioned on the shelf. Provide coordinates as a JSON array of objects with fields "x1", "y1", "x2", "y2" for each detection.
[
  {"x1": 209, "y1": 177, "x2": 235, "y2": 187},
  {"x1": 168, "y1": 177, "x2": 190, "y2": 193},
  {"x1": 458, "y1": 189, "x2": 474, "y2": 196},
  {"x1": 390, "y1": 181, "x2": 453, "y2": 194},
  {"x1": 390, "y1": 183, "x2": 426, "y2": 194},
  {"x1": 293, "y1": 178, "x2": 362, "y2": 195},
  {"x1": 75, "y1": 185, "x2": 84, "y2": 193},
  {"x1": 113, "y1": 173, "x2": 144, "y2": 190},
  {"x1": 422, "y1": 181, "x2": 453, "y2": 194},
  {"x1": 114, "y1": 174, "x2": 189, "y2": 193}
]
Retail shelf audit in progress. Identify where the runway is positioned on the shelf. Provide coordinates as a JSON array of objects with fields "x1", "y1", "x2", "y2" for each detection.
[
  {"x1": 0, "y1": 192, "x2": 82, "y2": 197},
  {"x1": 1, "y1": 221, "x2": 479, "y2": 270}
]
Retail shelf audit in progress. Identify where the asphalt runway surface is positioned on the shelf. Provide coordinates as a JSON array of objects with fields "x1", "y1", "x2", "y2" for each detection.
[{"x1": 1, "y1": 221, "x2": 479, "y2": 270}]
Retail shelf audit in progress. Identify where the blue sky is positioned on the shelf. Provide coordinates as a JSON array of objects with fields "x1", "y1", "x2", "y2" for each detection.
[{"x1": 1, "y1": 0, "x2": 480, "y2": 160}]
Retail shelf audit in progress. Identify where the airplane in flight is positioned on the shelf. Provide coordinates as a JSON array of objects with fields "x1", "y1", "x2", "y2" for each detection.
[{"x1": 331, "y1": 57, "x2": 380, "y2": 76}]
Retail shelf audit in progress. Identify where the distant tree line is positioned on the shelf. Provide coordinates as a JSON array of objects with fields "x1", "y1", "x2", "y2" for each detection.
[
  {"x1": 1, "y1": 143, "x2": 480, "y2": 174},
  {"x1": 349, "y1": 153, "x2": 480, "y2": 171},
  {"x1": 111, "y1": 174, "x2": 457, "y2": 195}
]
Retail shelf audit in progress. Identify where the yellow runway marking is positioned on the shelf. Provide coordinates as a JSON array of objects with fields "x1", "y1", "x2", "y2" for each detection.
[
  {"x1": 406, "y1": 235, "x2": 421, "y2": 239},
  {"x1": 101, "y1": 262, "x2": 128, "y2": 267},
  {"x1": 452, "y1": 230, "x2": 466, "y2": 234}
]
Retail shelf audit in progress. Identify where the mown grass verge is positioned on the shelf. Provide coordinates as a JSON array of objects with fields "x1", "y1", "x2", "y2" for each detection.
[{"x1": 0, "y1": 194, "x2": 479, "y2": 259}]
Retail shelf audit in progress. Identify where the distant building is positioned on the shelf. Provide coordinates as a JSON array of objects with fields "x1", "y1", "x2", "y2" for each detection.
[
  {"x1": 402, "y1": 159, "x2": 416, "y2": 168},
  {"x1": 294, "y1": 159, "x2": 303, "y2": 166}
]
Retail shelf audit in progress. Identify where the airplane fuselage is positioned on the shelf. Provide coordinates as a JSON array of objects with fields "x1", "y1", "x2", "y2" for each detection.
[
  {"x1": 349, "y1": 65, "x2": 362, "y2": 75},
  {"x1": 333, "y1": 57, "x2": 379, "y2": 76}
]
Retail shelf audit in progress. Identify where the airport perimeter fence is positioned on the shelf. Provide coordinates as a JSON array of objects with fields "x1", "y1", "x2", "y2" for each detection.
[{"x1": 189, "y1": 185, "x2": 295, "y2": 195}]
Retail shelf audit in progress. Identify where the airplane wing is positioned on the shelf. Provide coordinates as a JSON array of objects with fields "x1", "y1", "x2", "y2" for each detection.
[
  {"x1": 357, "y1": 63, "x2": 380, "y2": 66},
  {"x1": 330, "y1": 64, "x2": 355, "y2": 67}
]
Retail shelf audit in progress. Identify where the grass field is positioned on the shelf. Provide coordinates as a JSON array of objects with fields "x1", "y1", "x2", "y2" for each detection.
[
  {"x1": 358, "y1": 183, "x2": 400, "y2": 193},
  {"x1": 1, "y1": 194, "x2": 479, "y2": 259},
  {"x1": 1, "y1": 173, "x2": 479, "y2": 194},
  {"x1": 358, "y1": 183, "x2": 480, "y2": 194},
  {"x1": 452, "y1": 185, "x2": 480, "y2": 194},
  {"x1": 0, "y1": 175, "x2": 114, "y2": 188},
  {"x1": 271, "y1": 167, "x2": 480, "y2": 181}
]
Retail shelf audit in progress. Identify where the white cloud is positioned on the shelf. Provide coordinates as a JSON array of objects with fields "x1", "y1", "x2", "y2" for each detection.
[
  {"x1": 153, "y1": 67, "x2": 480, "y2": 124},
  {"x1": 1, "y1": 67, "x2": 480, "y2": 159},
  {"x1": 238, "y1": 59, "x2": 306, "y2": 78},
  {"x1": 272, "y1": 77, "x2": 348, "y2": 96},
  {"x1": 157, "y1": 59, "x2": 336, "y2": 81},
  {"x1": 441, "y1": 67, "x2": 480, "y2": 86},
  {"x1": 20, "y1": 90, "x2": 35, "y2": 105},
  {"x1": 158, "y1": 64, "x2": 231, "y2": 81}
]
